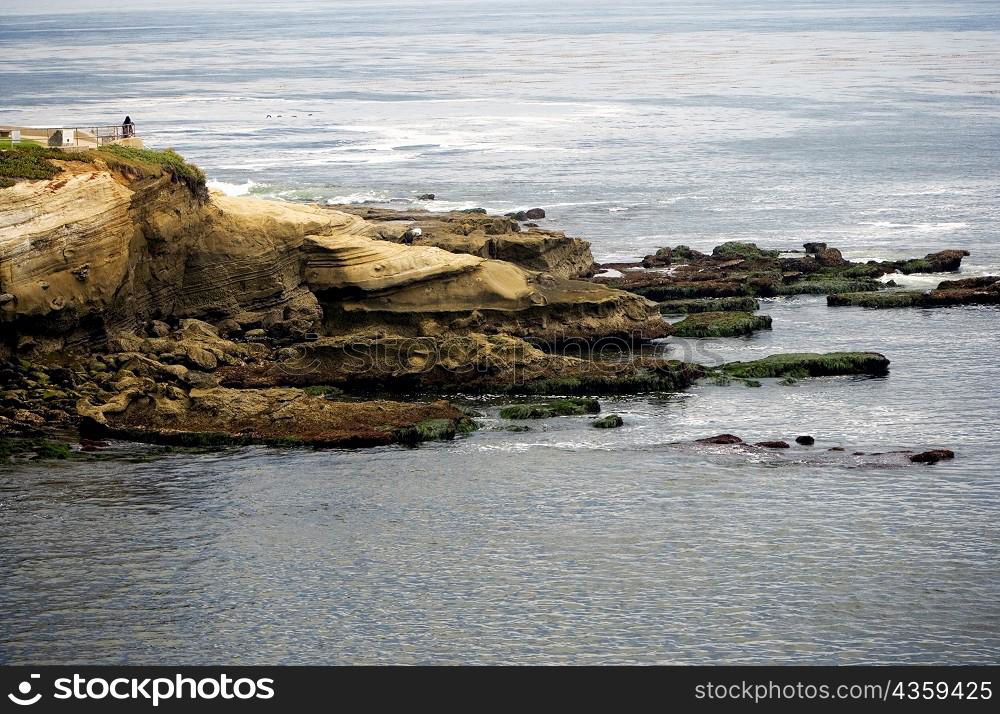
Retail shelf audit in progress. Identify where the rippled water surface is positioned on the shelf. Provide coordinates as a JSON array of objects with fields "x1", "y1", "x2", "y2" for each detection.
[{"x1": 2, "y1": 0, "x2": 999, "y2": 664}]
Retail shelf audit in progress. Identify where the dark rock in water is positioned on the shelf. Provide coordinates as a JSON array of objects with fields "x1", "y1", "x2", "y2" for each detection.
[
  {"x1": 890, "y1": 249, "x2": 969, "y2": 274},
  {"x1": 795, "y1": 435, "x2": 815, "y2": 445},
  {"x1": 937, "y1": 275, "x2": 1000, "y2": 290},
  {"x1": 803, "y1": 242, "x2": 828, "y2": 254},
  {"x1": 697, "y1": 434, "x2": 743, "y2": 445},
  {"x1": 910, "y1": 449, "x2": 956, "y2": 464},
  {"x1": 525, "y1": 208, "x2": 546, "y2": 220},
  {"x1": 815, "y1": 247, "x2": 849, "y2": 267},
  {"x1": 828, "y1": 447, "x2": 845, "y2": 451},
  {"x1": 417, "y1": 193, "x2": 435, "y2": 200},
  {"x1": 641, "y1": 246, "x2": 673, "y2": 268},
  {"x1": 756, "y1": 440, "x2": 790, "y2": 449},
  {"x1": 592, "y1": 414, "x2": 624, "y2": 429}
]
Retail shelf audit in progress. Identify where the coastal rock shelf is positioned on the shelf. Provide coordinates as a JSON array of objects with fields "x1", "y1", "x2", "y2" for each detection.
[
  {"x1": 827, "y1": 277, "x2": 1000, "y2": 309},
  {"x1": 0, "y1": 146, "x2": 960, "y2": 452},
  {"x1": 592, "y1": 241, "x2": 968, "y2": 300}
]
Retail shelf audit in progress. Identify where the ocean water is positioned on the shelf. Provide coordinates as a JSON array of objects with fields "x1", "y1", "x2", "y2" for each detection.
[{"x1": 2, "y1": 0, "x2": 999, "y2": 664}]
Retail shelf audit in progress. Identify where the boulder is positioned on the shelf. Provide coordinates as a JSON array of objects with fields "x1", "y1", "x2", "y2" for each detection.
[
  {"x1": 696, "y1": 434, "x2": 743, "y2": 445},
  {"x1": 592, "y1": 414, "x2": 624, "y2": 429},
  {"x1": 910, "y1": 449, "x2": 955, "y2": 464},
  {"x1": 755, "y1": 440, "x2": 790, "y2": 449}
]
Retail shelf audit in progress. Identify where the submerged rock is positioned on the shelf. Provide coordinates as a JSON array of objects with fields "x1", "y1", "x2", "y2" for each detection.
[
  {"x1": 795, "y1": 435, "x2": 815, "y2": 445},
  {"x1": 696, "y1": 434, "x2": 744, "y2": 445},
  {"x1": 755, "y1": 440, "x2": 790, "y2": 449},
  {"x1": 910, "y1": 449, "x2": 955, "y2": 464}
]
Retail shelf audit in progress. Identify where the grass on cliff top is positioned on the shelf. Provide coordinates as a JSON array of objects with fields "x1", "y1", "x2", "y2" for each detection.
[
  {"x1": 0, "y1": 142, "x2": 205, "y2": 195},
  {"x1": 0, "y1": 142, "x2": 92, "y2": 188},
  {"x1": 96, "y1": 145, "x2": 206, "y2": 193}
]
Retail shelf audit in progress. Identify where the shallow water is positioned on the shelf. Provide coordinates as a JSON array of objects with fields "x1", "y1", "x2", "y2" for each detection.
[{"x1": 2, "y1": 0, "x2": 999, "y2": 664}]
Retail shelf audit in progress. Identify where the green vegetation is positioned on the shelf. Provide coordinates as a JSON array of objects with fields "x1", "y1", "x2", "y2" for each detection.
[
  {"x1": 0, "y1": 438, "x2": 72, "y2": 461},
  {"x1": 720, "y1": 352, "x2": 890, "y2": 380},
  {"x1": 712, "y1": 241, "x2": 779, "y2": 260},
  {"x1": 97, "y1": 145, "x2": 206, "y2": 194},
  {"x1": 659, "y1": 296, "x2": 760, "y2": 314},
  {"x1": 0, "y1": 142, "x2": 90, "y2": 188},
  {"x1": 500, "y1": 398, "x2": 601, "y2": 420},
  {"x1": 0, "y1": 142, "x2": 205, "y2": 196},
  {"x1": 592, "y1": 414, "x2": 624, "y2": 429},
  {"x1": 894, "y1": 258, "x2": 933, "y2": 274},
  {"x1": 827, "y1": 291, "x2": 924, "y2": 309},
  {"x1": 671, "y1": 311, "x2": 772, "y2": 338}
]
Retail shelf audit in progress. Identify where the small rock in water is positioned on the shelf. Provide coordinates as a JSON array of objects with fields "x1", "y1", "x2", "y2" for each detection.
[
  {"x1": 755, "y1": 440, "x2": 790, "y2": 449},
  {"x1": 795, "y1": 435, "x2": 815, "y2": 445},
  {"x1": 696, "y1": 434, "x2": 743, "y2": 445},
  {"x1": 524, "y1": 207, "x2": 546, "y2": 219},
  {"x1": 592, "y1": 414, "x2": 624, "y2": 429},
  {"x1": 417, "y1": 193, "x2": 435, "y2": 200},
  {"x1": 910, "y1": 449, "x2": 955, "y2": 464}
]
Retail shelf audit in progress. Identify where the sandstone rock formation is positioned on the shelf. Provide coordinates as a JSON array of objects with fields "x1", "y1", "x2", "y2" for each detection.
[
  {"x1": 1, "y1": 160, "x2": 662, "y2": 353},
  {"x1": 329, "y1": 205, "x2": 594, "y2": 279}
]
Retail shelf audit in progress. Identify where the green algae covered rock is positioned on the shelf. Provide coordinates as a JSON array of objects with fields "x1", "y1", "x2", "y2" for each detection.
[
  {"x1": 720, "y1": 352, "x2": 890, "y2": 379},
  {"x1": 712, "y1": 241, "x2": 780, "y2": 260},
  {"x1": 658, "y1": 296, "x2": 761, "y2": 314},
  {"x1": 499, "y1": 398, "x2": 601, "y2": 420},
  {"x1": 671, "y1": 311, "x2": 772, "y2": 338},
  {"x1": 827, "y1": 291, "x2": 924, "y2": 308}
]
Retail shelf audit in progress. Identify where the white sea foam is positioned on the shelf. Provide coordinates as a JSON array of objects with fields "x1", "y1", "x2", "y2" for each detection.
[
  {"x1": 858, "y1": 221, "x2": 969, "y2": 232},
  {"x1": 206, "y1": 179, "x2": 258, "y2": 197}
]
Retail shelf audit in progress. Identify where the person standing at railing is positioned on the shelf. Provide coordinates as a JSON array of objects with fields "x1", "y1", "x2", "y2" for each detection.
[{"x1": 122, "y1": 115, "x2": 134, "y2": 138}]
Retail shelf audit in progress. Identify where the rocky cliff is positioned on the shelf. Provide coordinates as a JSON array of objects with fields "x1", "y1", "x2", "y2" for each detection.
[{"x1": 0, "y1": 158, "x2": 664, "y2": 355}]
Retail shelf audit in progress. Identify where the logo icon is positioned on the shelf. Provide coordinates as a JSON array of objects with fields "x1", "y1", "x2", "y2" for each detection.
[{"x1": 8, "y1": 674, "x2": 42, "y2": 706}]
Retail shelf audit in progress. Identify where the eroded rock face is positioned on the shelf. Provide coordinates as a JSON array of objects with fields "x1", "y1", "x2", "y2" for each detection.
[
  {"x1": 328, "y1": 205, "x2": 595, "y2": 279},
  {"x1": 216, "y1": 332, "x2": 705, "y2": 395},
  {"x1": 1, "y1": 165, "x2": 660, "y2": 353}
]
